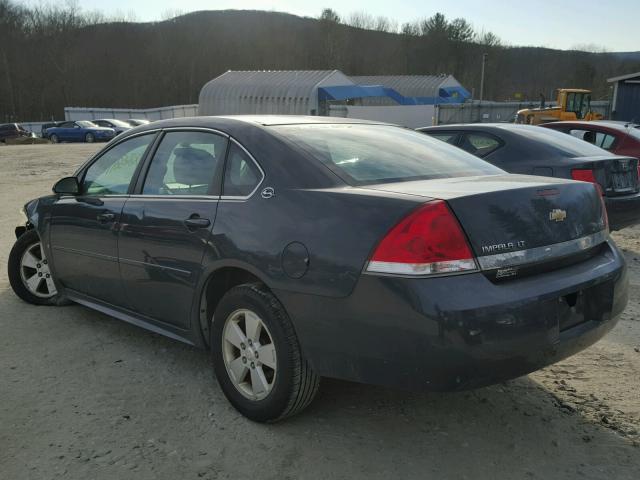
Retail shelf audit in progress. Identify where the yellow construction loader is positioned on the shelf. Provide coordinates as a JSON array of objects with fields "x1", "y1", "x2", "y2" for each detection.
[{"x1": 516, "y1": 89, "x2": 603, "y2": 125}]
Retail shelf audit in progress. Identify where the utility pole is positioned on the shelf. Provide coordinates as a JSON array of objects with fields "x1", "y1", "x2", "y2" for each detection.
[{"x1": 479, "y1": 53, "x2": 488, "y2": 103}]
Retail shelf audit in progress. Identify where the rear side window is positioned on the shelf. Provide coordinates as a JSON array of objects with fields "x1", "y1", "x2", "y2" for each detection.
[
  {"x1": 568, "y1": 129, "x2": 616, "y2": 150},
  {"x1": 273, "y1": 124, "x2": 501, "y2": 185},
  {"x1": 142, "y1": 131, "x2": 227, "y2": 195},
  {"x1": 460, "y1": 133, "x2": 502, "y2": 157},
  {"x1": 427, "y1": 132, "x2": 459, "y2": 145},
  {"x1": 223, "y1": 143, "x2": 263, "y2": 197}
]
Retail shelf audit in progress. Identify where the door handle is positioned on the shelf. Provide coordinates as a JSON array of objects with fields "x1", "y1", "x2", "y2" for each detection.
[
  {"x1": 97, "y1": 213, "x2": 115, "y2": 223},
  {"x1": 184, "y1": 216, "x2": 211, "y2": 230}
]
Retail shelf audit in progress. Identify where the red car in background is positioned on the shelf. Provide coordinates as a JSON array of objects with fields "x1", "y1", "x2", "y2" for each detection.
[{"x1": 543, "y1": 121, "x2": 640, "y2": 159}]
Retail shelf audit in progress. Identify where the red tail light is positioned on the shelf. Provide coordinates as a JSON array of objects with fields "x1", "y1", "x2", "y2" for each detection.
[
  {"x1": 367, "y1": 200, "x2": 477, "y2": 276},
  {"x1": 571, "y1": 168, "x2": 596, "y2": 183},
  {"x1": 599, "y1": 191, "x2": 609, "y2": 231},
  {"x1": 571, "y1": 169, "x2": 603, "y2": 195}
]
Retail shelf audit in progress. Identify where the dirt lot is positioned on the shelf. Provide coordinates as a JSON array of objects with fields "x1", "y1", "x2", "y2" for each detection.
[{"x1": 1, "y1": 144, "x2": 639, "y2": 479}]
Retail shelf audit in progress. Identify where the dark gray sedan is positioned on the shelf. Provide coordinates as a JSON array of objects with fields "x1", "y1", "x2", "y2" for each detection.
[
  {"x1": 8, "y1": 116, "x2": 627, "y2": 421},
  {"x1": 419, "y1": 124, "x2": 640, "y2": 230}
]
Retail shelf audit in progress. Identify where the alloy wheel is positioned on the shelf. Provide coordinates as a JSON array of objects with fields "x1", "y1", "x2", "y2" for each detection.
[
  {"x1": 19, "y1": 242, "x2": 57, "y2": 298},
  {"x1": 221, "y1": 309, "x2": 277, "y2": 401}
]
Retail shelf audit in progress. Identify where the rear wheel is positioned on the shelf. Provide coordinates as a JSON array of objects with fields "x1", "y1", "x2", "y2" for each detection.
[
  {"x1": 8, "y1": 229, "x2": 61, "y2": 305},
  {"x1": 85, "y1": 132, "x2": 95, "y2": 143},
  {"x1": 50, "y1": 134, "x2": 58, "y2": 143},
  {"x1": 211, "y1": 283, "x2": 320, "y2": 422}
]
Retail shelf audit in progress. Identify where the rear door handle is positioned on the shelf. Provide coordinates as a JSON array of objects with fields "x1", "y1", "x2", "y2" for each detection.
[
  {"x1": 184, "y1": 217, "x2": 211, "y2": 230},
  {"x1": 97, "y1": 213, "x2": 115, "y2": 223}
]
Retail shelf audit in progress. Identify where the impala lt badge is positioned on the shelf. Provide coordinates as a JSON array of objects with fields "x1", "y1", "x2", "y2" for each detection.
[{"x1": 549, "y1": 209, "x2": 567, "y2": 222}]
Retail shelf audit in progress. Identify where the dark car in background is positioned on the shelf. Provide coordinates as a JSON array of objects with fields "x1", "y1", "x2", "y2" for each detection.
[
  {"x1": 44, "y1": 120, "x2": 116, "y2": 143},
  {"x1": 419, "y1": 124, "x2": 640, "y2": 230},
  {"x1": 93, "y1": 118, "x2": 133, "y2": 135},
  {"x1": 542, "y1": 121, "x2": 640, "y2": 160},
  {"x1": 40, "y1": 122, "x2": 60, "y2": 138},
  {"x1": 0, "y1": 123, "x2": 32, "y2": 143},
  {"x1": 8, "y1": 116, "x2": 626, "y2": 422}
]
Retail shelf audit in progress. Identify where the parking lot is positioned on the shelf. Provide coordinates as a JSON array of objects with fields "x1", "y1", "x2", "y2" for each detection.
[{"x1": 1, "y1": 143, "x2": 639, "y2": 479}]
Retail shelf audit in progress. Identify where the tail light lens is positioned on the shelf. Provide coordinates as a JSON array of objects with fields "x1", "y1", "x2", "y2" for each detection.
[
  {"x1": 571, "y1": 168, "x2": 596, "y2": 183},
  {"x1": 598, "y1": 190, "x2": 609, "y2": 231},
  {"x1": 366, "y1": 200, "x2": 477, "y2": 276},
  {"x1": 571, "y1": 169, "x2": 603, "y2": 195}
]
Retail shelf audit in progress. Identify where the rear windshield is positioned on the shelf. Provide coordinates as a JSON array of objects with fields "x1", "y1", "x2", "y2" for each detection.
[
  {"x1": 272, "y1": 124, "x2": 502, "y2": 185},
  {"x1": 504, "y1": 125, "x2": 610, "y2": 157}
]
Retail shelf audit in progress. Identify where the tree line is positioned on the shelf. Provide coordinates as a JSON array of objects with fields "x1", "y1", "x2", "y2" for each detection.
[{"x1": 1, "y1": 1, "x2": 638, "y2": 122}]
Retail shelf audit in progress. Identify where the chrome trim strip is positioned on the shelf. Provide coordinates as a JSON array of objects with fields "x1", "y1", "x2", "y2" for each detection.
[
  {"x1": 220, "y1": 137, "x2": 265, "y2": 201},
  {"x1": 52, "y1": 245, "x2": 118, "y2": 262},
  {"x1": 125, "y1": 195, "x2": 220, "y2": 201},
  {"x1": 477, "y1": 230, "x2": 609, "y2": 271},
  {"x1": 162, "y1": 126, "x2": 230, "y2": 138},
  {"x1": 118, "y1": 257, "x2": 192, "y2": 276}
]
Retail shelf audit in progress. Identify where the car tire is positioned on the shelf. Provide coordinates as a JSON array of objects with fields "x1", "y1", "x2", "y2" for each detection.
[
  {"x1": 211, "y1": 283, "x2": 320, "y2": 422},
  {"x1": 50, "y1": 134, "x2": 58, "y2": 143},
  {"x1": 8, "y1": 229, "x2": 65, "y2": 306},
  {"x1": 85, "y1": 133, "x2": 95, "y2": 143}
]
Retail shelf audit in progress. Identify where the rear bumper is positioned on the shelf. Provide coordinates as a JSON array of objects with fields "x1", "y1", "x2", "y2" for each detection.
[
  {"x1": 605, "y1": 192, "x2": 640, "y2": 230},
  {"x1": 278, "y1": 239, "x2": 627, "y2": 391}
]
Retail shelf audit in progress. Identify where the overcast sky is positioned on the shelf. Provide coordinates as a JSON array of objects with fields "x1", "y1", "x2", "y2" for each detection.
[{"x1": 23, "y1": 0, "x2": 640, "y2": 51}]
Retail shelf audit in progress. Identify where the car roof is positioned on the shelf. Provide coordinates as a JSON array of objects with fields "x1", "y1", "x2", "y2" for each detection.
[
  {"x1": 141, "y1": 115, "x2": 394, "y2": 128},
  {"x1": 215, "y1": 115, "x2": 394, "y2": 126},
  {"x1": 544, "y1": 120, "x2": 639, "y2": 131},
  {"x1": 419, "y1": 123, "x2": 541, "y2": 133},
  {"x1": 117, "y1": 115, "x2": 401, "y2": 148}
]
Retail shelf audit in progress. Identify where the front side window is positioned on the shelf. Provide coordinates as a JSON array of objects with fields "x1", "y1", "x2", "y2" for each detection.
[
  {"x1": 142, "y1": 131, "x2": 227, "y2": 195},
  {"x1": 83, "y1": 134, "x2": 155, "y2": 195},
  {"x1": 223, "y1": 143, "x2": 263, "y2": 197},
  {"x1": 273, "y1": 124, "x2": 501, "y2": 185}
]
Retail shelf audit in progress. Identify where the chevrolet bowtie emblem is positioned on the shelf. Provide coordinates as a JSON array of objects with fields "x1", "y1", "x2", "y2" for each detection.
[{"x1": 549, "y1": 209, "x2": 567, "y2": 222}]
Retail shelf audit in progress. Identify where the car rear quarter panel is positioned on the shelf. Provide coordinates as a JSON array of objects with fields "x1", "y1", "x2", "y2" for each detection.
[{"x1": 204, "y1": 187, "x2": 423, "y2": 298}]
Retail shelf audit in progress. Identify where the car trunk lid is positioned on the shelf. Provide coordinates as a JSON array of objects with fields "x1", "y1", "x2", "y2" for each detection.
[
  {"x1": 572, "y1": 155, "x2": 639, "y2": 197},
  {"x1": 365, "y1": 174, "x2": 607, "y2": 261}
]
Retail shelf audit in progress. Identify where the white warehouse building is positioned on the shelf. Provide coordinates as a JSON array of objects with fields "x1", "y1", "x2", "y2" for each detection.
[
  {"x1": 197, "y1": 70, "x2": 470, "y2": 127},
  {"x1": 198, "y1": 70, "x2": 355, "y2": 116}
]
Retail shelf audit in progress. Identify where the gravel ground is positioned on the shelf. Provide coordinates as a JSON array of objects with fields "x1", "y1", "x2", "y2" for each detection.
[{"x1": 1, "y1": 144, "x2": 639, "y2": 479}]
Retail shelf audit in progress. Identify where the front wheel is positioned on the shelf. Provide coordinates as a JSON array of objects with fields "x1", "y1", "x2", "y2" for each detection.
[
  {"x1": 85, "y1": 132, "x2": 95, "y2": 143},
  {"x1": 211, "y1": 283, "x2": 320, "y2": 422},
  {"x1": 50, "y1": 134, "x2": 59, "y2": 143},
  {"x1": 8, "y1": 229, "x2": 62, "y2": 305}
]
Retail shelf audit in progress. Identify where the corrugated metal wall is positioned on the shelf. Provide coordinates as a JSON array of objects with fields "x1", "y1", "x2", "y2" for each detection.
[
  {"x1": 64, "y1": 104, "x2": 198, "y2": 121},
  {"x1": 436, "y1": 101, "x2": 610, "y2": 125},
  {"x1": 613, "y1": 81, "x2": 640, "y2": 122}
]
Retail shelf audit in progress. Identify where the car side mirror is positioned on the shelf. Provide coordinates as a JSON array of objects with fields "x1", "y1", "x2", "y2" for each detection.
[{"x1": 53, "y1": 176, "x2": 80, "y2": 195}]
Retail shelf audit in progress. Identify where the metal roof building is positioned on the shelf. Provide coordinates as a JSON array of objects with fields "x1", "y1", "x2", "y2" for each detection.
[
  {"x1": 608, "y1": 72, "x2": 640, "y2": 122},
  {"x1": 350, "y1": 75, "x2": 470, "y2": 105},
  {"x1": 198, "y1": 70, "x2": 355, "y2": 116}
]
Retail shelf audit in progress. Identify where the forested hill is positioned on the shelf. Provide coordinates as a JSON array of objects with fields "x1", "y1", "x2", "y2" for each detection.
[{"x1": 1, "y1": 4, "x2": 639, "y2": 121}]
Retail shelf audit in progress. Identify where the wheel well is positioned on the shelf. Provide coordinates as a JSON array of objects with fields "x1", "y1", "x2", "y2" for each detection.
[{"x1": 199, "y1": 267, "x2": 263, "y2": 348}]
